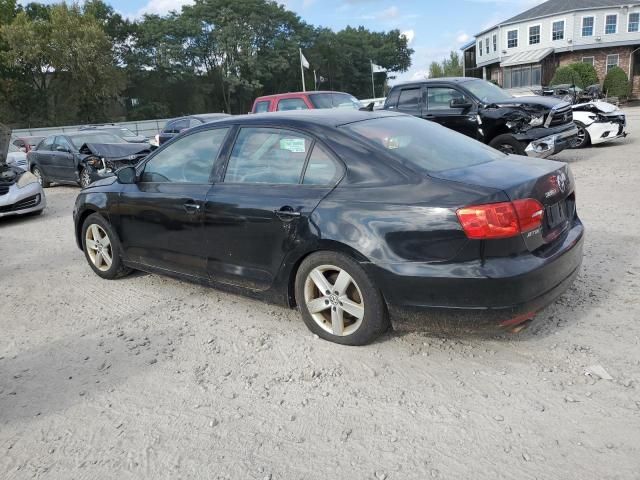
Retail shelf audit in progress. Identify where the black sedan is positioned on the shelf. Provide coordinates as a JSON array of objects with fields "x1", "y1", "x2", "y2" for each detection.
[
  {"x1": 73, "y1": 110, "x2": 584, "y2": 345},
  {"x1": 28, "y1": 131, "x2": 152, "y2": 188}
]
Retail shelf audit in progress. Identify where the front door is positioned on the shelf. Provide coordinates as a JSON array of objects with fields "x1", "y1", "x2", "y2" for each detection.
[
  {"x1": 50, "y1": 136, "x2": 77, "y2": 181},
  {"x1": 204, "y1": 127, "x2": 341, "y2": 291},
  {"x1": 425, "y1": 86, "x2": 480, "y2": 140},
  {"x1": 115, "y1": 127, "x2": 230, "y2": 278}
]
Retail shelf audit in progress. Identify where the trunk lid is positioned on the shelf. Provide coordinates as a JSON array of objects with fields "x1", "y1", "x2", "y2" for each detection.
[{"x1": 432, "y1": 156, "x2": 576, "y2": 250}]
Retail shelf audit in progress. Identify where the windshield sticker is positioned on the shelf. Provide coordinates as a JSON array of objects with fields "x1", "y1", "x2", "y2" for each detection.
[{"x1": 280, "y1": 138, "x2": 306, "y2": 153}]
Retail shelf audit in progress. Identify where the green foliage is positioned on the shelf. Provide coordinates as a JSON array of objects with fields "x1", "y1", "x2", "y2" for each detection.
[
  {"x1": 603, "y1": 66, "x2": 631, "y2": 99},
  {"x1": 551, "y1": 63, "x2": 599, "y2": 88},
  {"x1": 428, "y1": 51, "x2": 462, "y2": 78}
]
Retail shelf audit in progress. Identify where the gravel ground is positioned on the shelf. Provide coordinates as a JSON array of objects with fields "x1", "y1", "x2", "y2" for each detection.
[{"x1": 2, "y1": 109, "x2": 640, "y2": 480}]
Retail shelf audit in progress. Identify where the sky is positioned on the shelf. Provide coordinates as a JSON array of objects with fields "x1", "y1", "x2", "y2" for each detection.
[{"x1": 21, "y1": 0, "x2": 547, "y2": 83}]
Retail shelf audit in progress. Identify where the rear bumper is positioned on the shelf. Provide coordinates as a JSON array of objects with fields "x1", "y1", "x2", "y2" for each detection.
[
  {"x1": 524, "y1": 125, "x2": 579, "y2": 158},
  {"x1": 372, "y1": 220, "x2": 584, "y2": 330}
]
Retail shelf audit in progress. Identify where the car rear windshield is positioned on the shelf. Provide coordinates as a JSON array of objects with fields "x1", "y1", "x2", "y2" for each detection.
[
  {"x1": 70, "y1": 133, "x2": 125, "y2": 147},
  {"x1": 342, "y1": 115, "x2": 503, "y2": 173},
  {"x1": 463, "y1": 79, "x2": 513, "y2": 103},
  {"x1": 309, "y1": 93, "x2": 361, "y2": 110}
]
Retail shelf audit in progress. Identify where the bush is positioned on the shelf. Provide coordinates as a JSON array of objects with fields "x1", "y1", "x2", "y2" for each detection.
[
  {"x1": 603, "y1": 66, "x2": 631, "y2": 99},
  {"x1": 550, "y1": 63, "x2": 599, "y2": 89}
]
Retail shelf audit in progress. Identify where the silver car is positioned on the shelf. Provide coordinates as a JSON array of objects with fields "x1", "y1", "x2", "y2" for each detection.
[
  {"x1": 6, "y1": 142, "x2": 29, "y2": 171},
  {"x1": 0, "y1": 161, "x2": 46, "y2": 218}
]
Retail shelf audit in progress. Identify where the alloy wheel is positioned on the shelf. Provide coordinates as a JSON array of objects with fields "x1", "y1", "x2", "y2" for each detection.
[
  {"x1": 303, "y1": 264, "x2": 365, "y2": 336},
  {"x1": 85, "y1": 224, "x2": 113, "y2": 272},
  {"x1": 33, "y1": 168, "x2": 43, "y2": 185},
  {"x1": 575, "y1": 125, "x2": 586, "y2": 147},
  {"x1": 80, "y1": 169, "x2": 91, "y2": 188}
]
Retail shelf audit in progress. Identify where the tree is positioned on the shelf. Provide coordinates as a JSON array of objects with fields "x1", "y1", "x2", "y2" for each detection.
[
  {"x1": 551, "y1": 63, "x2": 598, "y2": 88},
  {"x1": 428, "y1": 61, "x2": 444, "y2": 78},
  {"x1": 603, "y1": 66, "x2": 631, "y2": 99},
  {"x1": 428, "y1": 51, "x2": 462, "y2": 78}
]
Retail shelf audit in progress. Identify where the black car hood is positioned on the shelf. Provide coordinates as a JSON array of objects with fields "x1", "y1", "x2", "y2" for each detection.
[
  {"x1": 79, "y1": 142, "x2": 151, "y2": 159},
  {"x1": 487, "y1": 96, "x2": 568, "y2": 110}
]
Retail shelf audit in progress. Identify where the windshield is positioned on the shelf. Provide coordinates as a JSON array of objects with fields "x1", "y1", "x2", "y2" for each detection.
[
  {"x1": 309, "y1": 93, "x2": 362, "y2": 110},
  {"x1": 343, "y1": 115, "x2": 504, "y2": 173},
  {"x1": 464, "y1": 79, "x2": 513, "y2": 104},
  {"x1": 70, "y1": 133, "x2": 125, "y2": 148}
]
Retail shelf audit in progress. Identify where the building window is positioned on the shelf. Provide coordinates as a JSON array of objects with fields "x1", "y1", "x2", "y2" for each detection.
[
  {"x1": 605, "y1": 14, "x2": 617, "y2": 34},
  {"x1": 503, "y1": 64, "x2": 542, "y2": 89},
  {"x1": 582, "y1": 56, "x2": 595, "y2": 66},
  {"x1": 479, "y1": 40, "x2": 483, "y2": 56},
  {"x1": 582, "y1": 16, "x2": 594, "y2": 36},
  {"x1": 552, "y1": 20, "x2": 565, "y2": 40},
  {"x1": 529, "y1": 25, "x2": 541, "y2": 45},
  {"x1": 629, "y1": 12, "x2": 640, "y2": 32},
  {"x1": 493, "y1": 34, "x2": 497, "y2": 52},
  {"x1": 507, "y1": 29, "x2": 518, "y2": 48},
  {"x1": 606, "y1": 54, "x2": 620, "y2": 72},
  {"x1": 485, "y1": 37, "x2": 490, "y2": 54}
]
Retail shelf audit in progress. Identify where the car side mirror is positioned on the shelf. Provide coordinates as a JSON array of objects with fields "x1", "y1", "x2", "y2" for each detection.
[
  {"x1": 116, "y1": 166, "x2": 137, "y2": 184},
  {"x1": 450, "y1": 98, "x2": 473, "y2": 110}
]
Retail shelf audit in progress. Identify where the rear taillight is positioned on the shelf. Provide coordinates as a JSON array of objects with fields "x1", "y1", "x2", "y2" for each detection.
[{"x1": 457, "y1": 198, "x2": 544, "y2": 240}]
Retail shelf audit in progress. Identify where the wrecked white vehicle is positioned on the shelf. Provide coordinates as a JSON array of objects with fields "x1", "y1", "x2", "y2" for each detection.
[{"x1": 571, "y1": 101, "x2": 628, "y2": 148}]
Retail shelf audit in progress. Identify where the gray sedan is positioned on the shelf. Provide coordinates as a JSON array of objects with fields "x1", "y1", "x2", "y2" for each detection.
[{"x1": 0, "y1": 162, "x2": 46, "y2": 218}]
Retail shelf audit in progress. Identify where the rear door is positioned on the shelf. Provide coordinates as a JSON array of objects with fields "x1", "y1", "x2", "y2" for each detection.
[
  {"x1": 425, "y1": 86, "x2": 480, "y2": 140},
  {"x1": 115, "y1": 127, "x2": 230, "y2": 277},
  {"x1": 203, "y1": 126, "x2": 342, "y2": 290},
  {"x1": 31, "y1": 136, "x2": 56, "y2": 177}
]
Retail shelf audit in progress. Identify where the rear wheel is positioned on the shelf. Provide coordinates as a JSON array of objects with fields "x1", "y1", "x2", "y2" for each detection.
[
  {"x1": 572, "y1": 121, "x2": 591, "y2": 148},
  {"x1": 489, "y1": 134, "x2": 526, "y2": 156},
  {"x1": 32, "y1": 166, "x2": 50, "y2": 188},
  {"x1": 82, "y1": 213, "x2": 132, "y2": 279},
  {"x1": 295, "y1": 251, "x2": 389, "y2": 346}
]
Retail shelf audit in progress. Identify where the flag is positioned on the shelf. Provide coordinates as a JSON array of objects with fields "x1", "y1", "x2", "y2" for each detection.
[
  {"x1": 371, "y1": 62, "x2": 387, "y2": 73},
  {"x1": 300, "y1": 49, "x2": 310, "y2": 69}
]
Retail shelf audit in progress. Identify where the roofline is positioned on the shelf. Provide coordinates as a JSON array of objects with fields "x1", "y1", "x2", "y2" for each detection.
[{"x1": 475, "y1": 3, "x2": 638, "y2": 36}]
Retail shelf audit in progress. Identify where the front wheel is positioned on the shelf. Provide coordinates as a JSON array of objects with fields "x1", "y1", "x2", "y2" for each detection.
[
  {"x1": 32, "y1": 166, "x2": 50, "y2": 188},
  {"x1": 79, "y1": 167, "x2": 92, "y2": 188},
  {"x1": 295, "y1": 251, "x2": 389, "y2": 346},
  {"x1": 82, "y1": 213, "x2": 132, "y2": 279},
  {"x1": 572, "y1": 121, "x2": 591, "y2": 148},
  {"x1": 489, "y1": 134, "x2": 526, "y2": 156}
]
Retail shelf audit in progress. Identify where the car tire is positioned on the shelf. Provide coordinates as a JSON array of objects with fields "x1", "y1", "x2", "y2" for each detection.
[
  {"x1": 295, "y1": 251, "x2": 389, "y2": 346},
  {"x1": 79, "y1": 167, "x2": 92, "y2": 188},
  {"x1": 489, "y1": 134, "x2": 526, "y2": 156},
  {"x1": 32, "y1": 166, "x2": 50, "y2": 188},
  {"x1": 81, "y1": 213, "x2": 132, "y2": 280},
  {"x1": 573, "y1": 121, "x2": 591, "y2": 148}
]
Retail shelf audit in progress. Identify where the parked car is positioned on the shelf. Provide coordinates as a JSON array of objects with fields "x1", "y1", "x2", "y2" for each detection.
[
  {"x1": 12, "y1": 136, "x2": 45, "y2": 153},
  {"x1": 571, "y1": 100, "x2": 628, "y2": 148},
  {"x1": 73, "y1": 110, "x2": 584, "y2": 345},
  {"x1": 156, "y1": 114, "x2": 229, "y2": 146},
  {"x1": 79, "y1": 125, "x2": 149, "y2": 143},
  {"x1": 6, "y1": 143, "x2": 28, "y2": 171},
  {"x1": 251, "y1": 91, "x2": 362, "y2": 113},
  {"x1": 0, "y1": 162, "x2": 46, "y2": 218},
  {"x1": 28, "y1": 131, "x2": 152, "y2": 188},
  {"x1": 533, "y1": 84, "x2": 605, "y2": 104},
  {"x1": 383, "y1": 78, "x2": 578, "y2": 157}
]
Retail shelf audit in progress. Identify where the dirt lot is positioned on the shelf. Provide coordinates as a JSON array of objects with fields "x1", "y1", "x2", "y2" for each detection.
[{"x1": 2, "y1": 110, "x2": 640, "y2": 480}]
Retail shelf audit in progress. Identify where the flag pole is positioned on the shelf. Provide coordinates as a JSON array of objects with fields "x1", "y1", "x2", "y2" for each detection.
[
  {"x1": 300, "y1": 48, "x2": 306, "y2": 92},
  {"x1": 370, "y1": 60, "x2": 375, "y2": 98},
  {"x1": 314, "y1": 70, "x2": 317, "y2": 90}
]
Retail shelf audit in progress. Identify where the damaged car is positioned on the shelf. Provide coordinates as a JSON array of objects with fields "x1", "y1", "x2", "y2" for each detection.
[
  {"x1": 27, "y1": 131, "x2": 152, "y2": 188},
  {"x1": 570, "y1": 101, "x2": 628, "y2": 148},
  {"x1": 383, "y1": 78, "x2": 578, "y2": 158}
]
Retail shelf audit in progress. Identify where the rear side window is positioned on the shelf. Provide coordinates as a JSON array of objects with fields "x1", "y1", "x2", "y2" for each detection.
[
  {"x1": 384, "y1": 89, "x2": 400, "y2": 109},
  {"x1": 397, "y1": 88, "x2": 422, "y2": 109},
  {"x1": 254, "y1": 101, "x2": 270, "y2": 113},
  {"x1": 224, "y1": 128, "x2": 311, "y2": 184},
  {"x1": 343, "y1": 116, "x2": 503, "y2": 173},
  {"x1": 303, "y1": 145, "x2": 339, "y2": 185},
  {"x1": 277, "y1": 98, "x2": 308, "y2": 111}
]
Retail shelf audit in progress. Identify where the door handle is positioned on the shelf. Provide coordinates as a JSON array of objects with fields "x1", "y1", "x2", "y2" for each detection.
[
  {"x1": 183, "y1": 202, "x2": 201, "y2": 214},
  {"x1": 274, "y1": 206, "x2": 301, "y2": 220}
]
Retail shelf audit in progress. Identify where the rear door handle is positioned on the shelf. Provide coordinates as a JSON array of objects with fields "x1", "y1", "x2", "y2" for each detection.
[{"x1": 183, "y1": 201, "x2": 201, "y2": 214}]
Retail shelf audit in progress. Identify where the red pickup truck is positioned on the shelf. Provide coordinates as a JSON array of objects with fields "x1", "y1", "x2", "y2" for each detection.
[{"x1": 251, "y1": 91, "x2": 362, "y2": 113}]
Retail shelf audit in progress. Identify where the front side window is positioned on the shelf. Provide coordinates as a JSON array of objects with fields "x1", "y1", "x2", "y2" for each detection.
[
  {"x1": 254, "y1": 101, "x2": 270, "y2": 113},
  {"x1": 55, "y1": 136, "x2": 73, "y2": 152},
  {"x1": 629, "y1": 12, "x2": 639, "y2": 32},
  {"x1": 141, "y1": 128, "x2": 229, "y2": 183},
  {"x1": 582, "y1": 16, "x2": 594, "y2": 36},
  {"x1": 552, "y1": 20, "x2": 565, "y2": 40},
  {"x1": 507, "y1": 30, "x2": 518, "y2": 48},
  {"x1": 276, "y1": 98, "x2": 308, "y2": 111},
  {"x1": 302, "y1": 145, "x2": 340, "y2": 185},
  {"x1": 224, "y1": 128, "x2": 311, "y2": 184},
  {"x1": 582, "y1": 56, "x2": 595, "y2": 66},
  {"x1": 427, "y1": 88, "x2": 467, "y2": 111},
  {"x1": 493, "y1": 34, "x2": 497, "y2": 52},
  {"x1": 397, "y1": 88, "x2": 422, "y2": 110},
  {"x1": 605, "y1": 14, "x2": 617, "y2": 34},
  {"x1": 38, "y1": 136, "x2": 55, "y2": 151},
  {"x1": 529, "y1": 25, "x2": 541, "y2": 45},
  {"x1": 479, "y1": 40, "x2": 483, "y2": 56},
  {"x1": 607, "y1": 54, "x2": 620, "y2": 72}
]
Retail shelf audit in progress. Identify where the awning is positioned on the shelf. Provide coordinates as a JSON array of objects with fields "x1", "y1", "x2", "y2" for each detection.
[{"x1": 500, "y1": 48, "x2": 554, "y2": 67}]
